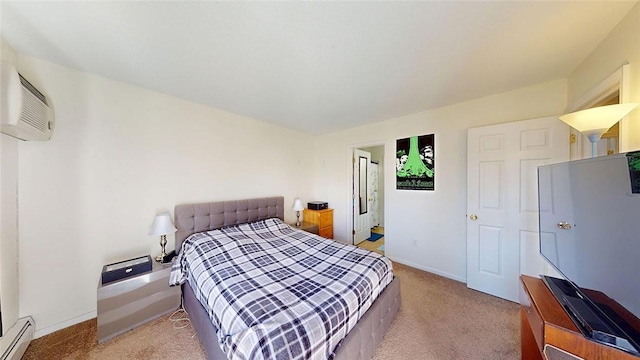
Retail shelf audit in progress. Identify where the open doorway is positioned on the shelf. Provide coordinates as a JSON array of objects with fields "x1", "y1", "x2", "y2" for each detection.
[
  {"x1": 566, "y1": 65, "x2": 630, "y2": 159},
  {"x1": 351, "y1": 144, "x2": 385, "y2": 255}
]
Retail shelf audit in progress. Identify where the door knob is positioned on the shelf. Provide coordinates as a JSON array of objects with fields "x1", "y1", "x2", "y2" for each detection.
[
  {"x1": 557, "y1": 221, "x2": 572, "y2": 230},
  {"x1": 470, "y1": 214, "x2": 478, "y2": 221}
]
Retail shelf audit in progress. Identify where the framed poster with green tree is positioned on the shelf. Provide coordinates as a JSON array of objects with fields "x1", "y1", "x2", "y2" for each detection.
[
  {"x1": 396, "y1": 134, "x2": 434, "y2": 190},
  {"x1": 627, "y1": 151, "x2": 640, "y2": 194}
]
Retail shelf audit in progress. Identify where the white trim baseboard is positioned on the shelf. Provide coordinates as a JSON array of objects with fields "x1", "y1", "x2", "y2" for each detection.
[
  {"x1": 386, "y1": 256, "x2": 466, "y2": 283},
  {"x1": 33, "y1": 310, "x2": 96, "y2": 339}
]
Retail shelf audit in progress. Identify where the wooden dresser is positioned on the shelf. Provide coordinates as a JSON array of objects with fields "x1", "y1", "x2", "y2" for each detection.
[
  {"x1": 295, "y1": 221, "x2": 319, "y2": 235},
  {"x1": 303, "y1": 208, "x2": 333, "y2": 239},
  {"x1": 520, "y1": 275, "x2": 637, "y2": 360}
]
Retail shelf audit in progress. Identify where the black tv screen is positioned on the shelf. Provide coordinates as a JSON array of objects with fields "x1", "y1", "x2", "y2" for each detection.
[{"x1": 538, "y1": 151, "x2": 640, "y2": 355}]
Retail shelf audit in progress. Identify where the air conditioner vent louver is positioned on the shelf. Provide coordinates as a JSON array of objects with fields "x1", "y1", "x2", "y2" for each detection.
[
  {"x1": 18, "y1": 73, "x2": 47, "y2": 105},
  {"x1": 1, "y1": 61, "x2": 54, "y2": 141},
  {"x1": 21, "y1": 87, "x2": 48, "y2": 131}
]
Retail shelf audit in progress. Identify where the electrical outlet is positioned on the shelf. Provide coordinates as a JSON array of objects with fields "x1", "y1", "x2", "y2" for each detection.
[{"x1": 412, "y1": 238, "x2": 418, "y2": 247}]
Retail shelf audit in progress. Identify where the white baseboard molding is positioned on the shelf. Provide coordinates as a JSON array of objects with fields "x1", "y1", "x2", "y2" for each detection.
[
  {"x1": 385, "y1": 256, "x2": 466, "y2": 283},
  {"x1": 0, "y1": 316, "x2": 34, "y2": 360},
  {"x1": 34, "y1": 310, "x2": 96, "y2": 339}
]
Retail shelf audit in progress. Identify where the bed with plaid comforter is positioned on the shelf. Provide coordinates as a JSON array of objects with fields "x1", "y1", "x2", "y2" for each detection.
[{"x1": 169, "y1": 217, "x2": 393, "y2": 360}]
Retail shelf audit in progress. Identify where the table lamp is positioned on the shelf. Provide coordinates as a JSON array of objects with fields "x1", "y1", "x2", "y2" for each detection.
[
  {"x1": 292, "y1": 198, "x2": 304, "y2": 227},
  {"x1": 149, "y1": 212, "x2": 176, "y2": 262}
]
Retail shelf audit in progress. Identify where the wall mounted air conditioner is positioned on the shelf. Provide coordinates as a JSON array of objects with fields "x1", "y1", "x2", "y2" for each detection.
[{"x1": 0, "y1": 61, "x2": 54, "y2": 141}]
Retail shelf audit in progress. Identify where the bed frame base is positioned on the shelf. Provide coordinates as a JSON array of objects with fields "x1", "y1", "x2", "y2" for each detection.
[{"x1": 182, "y1": 276, "x2": 401, "y2": 360}]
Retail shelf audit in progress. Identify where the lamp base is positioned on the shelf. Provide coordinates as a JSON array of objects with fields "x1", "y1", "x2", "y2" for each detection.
[
  {"x1": 295, "y1": 211, "x2": 301, "y2": 227},
  {"x1": 586, "y1": 134, "x2": 601, "y2": 158},
  {"x1": 156, "y1": 234, "x2": 167, "y2": 262},
  {"x1": 156, "y1": 251, "x2": 175, "y2": 263}
]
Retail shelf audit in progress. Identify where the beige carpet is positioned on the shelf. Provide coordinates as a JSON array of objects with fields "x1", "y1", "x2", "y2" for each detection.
[
  {"x1": 373, "y1": 263, "x2": 520, "y2": 359},
  {"x1": 24, "y1": 262, "x2": 520, "y2": 359}
]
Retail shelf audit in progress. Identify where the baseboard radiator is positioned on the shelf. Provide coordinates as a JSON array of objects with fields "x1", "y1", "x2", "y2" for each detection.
[{"x1": 0, "y1": 317, "x2": 35, "y2": 360}]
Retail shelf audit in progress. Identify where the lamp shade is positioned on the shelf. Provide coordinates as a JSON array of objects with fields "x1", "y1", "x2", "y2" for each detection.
[
  {"x1": 292, "y1": 198, "x2": 304, "y2": 211},
  {"x1": 559, "y1": 103, "x2": 639, "y2": 141},
  {"x1": 149, "y1": 212, "x2": 176, "y2": 236}
]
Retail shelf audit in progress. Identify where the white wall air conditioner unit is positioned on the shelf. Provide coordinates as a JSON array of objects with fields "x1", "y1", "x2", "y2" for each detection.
[
  {"x1": 0, "y1": 317, "x2": 35, "y2": 360},
  {"x1": 0, "y1": 61, "x2": 54, "y2": 141}
]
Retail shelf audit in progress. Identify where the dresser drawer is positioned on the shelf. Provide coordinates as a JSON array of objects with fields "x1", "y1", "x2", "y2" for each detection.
[
  {"x1": 520, "y1": 279, "x2": 544, "y2": 353},
  {"x1": 319, "y1": 226, "x2": 333, "y2": 239},
  {"x1": 318, "y1": 211, "x2": 333, "y2": 227}
]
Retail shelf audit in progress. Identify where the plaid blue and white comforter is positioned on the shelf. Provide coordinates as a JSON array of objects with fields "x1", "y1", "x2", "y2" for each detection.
[{"x1": 169, "y1": 217, "x2": 393, "y2": 360}]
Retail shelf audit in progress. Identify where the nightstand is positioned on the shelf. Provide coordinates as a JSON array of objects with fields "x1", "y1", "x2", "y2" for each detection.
[
  {"x1": 97, "y1": 259, "x2": 180, "y2": 343},
  {"x1": 293, "y1": 221, "x2": 319, "y2": 235}
]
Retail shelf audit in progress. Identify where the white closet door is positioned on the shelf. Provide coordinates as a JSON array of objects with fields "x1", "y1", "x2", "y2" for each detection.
[{"x1": 467, "y1": 116, "x2": 569, "y2": 301}]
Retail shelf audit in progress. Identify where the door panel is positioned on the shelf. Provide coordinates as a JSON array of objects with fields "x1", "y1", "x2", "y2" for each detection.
[
  {"x1": 478, "y1": 225, "x2": 503, "y2": 275},
  {"x1": 467, "y1": 116, "x2": 569, "y2": 301},
  {"x1": 480, "y1": 134, "x2": 504, "y2": 153},
  {"x1": 479, "y1": 161, "x2": 503, "y2": 209},
  {"x1": 519, "y1": 230, "x2": 548, "y2": 279},
  {"x1": 468, "y1": 154, "x2": 511, "y2": 299},
  {"x1": 520, "y1": 159, "x2": 548, "y2": 213},
  {"x1": 538, "y1": 161, "x2": 572, "y2": 278},
  {"x1": 353, "y1": 149, "x2": 371, "y2": 244}
]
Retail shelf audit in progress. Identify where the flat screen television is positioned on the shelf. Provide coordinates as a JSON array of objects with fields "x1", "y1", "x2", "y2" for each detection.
[{"x1": 538, "y1": 151, "x2": 640, "y2": 356}]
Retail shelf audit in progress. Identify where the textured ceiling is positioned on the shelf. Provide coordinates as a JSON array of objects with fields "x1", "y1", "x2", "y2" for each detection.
[{"x1": 1, "y1": 1, "x2": 636, "y2": 134}]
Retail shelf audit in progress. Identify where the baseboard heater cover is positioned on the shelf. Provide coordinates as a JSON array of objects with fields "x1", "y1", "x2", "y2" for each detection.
[{"x1": 0, "y1": 316, "x2": 35, "y2": 360}]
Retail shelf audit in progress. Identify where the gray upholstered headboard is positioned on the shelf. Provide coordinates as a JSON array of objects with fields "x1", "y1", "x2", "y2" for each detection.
[{"x1": 174, "y1": 196, "x2": 285, "y2": 253}]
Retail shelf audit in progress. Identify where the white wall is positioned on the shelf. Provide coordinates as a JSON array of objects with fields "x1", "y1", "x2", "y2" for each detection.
[
  {"x1": 0, "y1": 134, "x2": 19, "y2": 337},
  {"x1": 568, "y1": 1, "x2": 640, "y2": 151},
  {"x1": 16, "y1": 56, "x2": 316, "y2": 337},
  {"x1": 0, "y1": 36, "x2": 20, "y2": 336},
  {"x1": 315, "y1": 79, "x2": 567, "y2": 281}
]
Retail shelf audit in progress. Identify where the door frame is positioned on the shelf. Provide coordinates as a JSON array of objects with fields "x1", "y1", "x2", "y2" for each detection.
[{"x1": 346, "y1": 141, "x2": 385, "y2": 246}]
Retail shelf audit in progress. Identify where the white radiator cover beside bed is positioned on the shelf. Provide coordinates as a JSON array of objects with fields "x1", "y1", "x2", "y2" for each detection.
[{"x1": 0, "y1": 316, "x2": 34, "y2": 360}]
